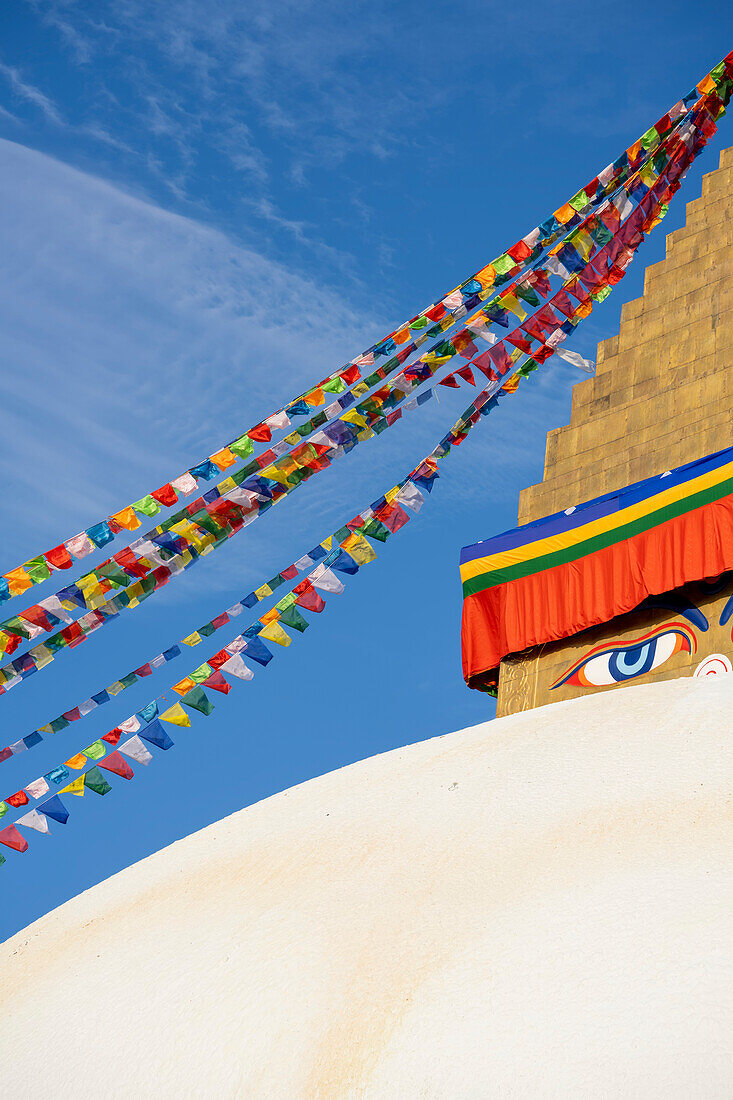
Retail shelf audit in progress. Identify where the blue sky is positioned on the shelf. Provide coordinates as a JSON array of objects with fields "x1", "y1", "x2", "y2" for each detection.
[{"x1": 0, "y1": 1, "x2": 730, "y2": 938}]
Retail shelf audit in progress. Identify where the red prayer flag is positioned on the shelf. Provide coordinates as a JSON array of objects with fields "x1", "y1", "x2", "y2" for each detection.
[
  {"x1": 0, "y1": 825, "x2": 28, "y2": 853},
  {"x1": 455, "y1": 365, "x2": 476, "y2": 386},
  {"x1": 7, "y1": 790, "x2": 29, "y2": 808},
  {"x1": 151, "y1": 483, "x2": 178, "y2": 507},
  {"x1": 203, "y1": 670, "x2": 232, "y2": 694},
  {"x1": 507, "y1": 240, "x2": 532, "y2": 263},
  {"x1": 248, "y1": 423, "x2": 272, "y2": 443},
  {"x1": 103, "y1": 728, "x2": 123, "y2": 746},
  {"x1": 295, "y1": 583, "x2": 326, "y2": 613},
  {"x1": 208, "y1": 649, "x2": 231, "y2": 671},
  {"x1": 340, "y1": 365, "x2": 360, "y2": 384},
  {"x1": 98, "y1": 751, "x2": 134, "y2": 780},
  {"x1": 21, "y1": 606, "x2": 55, "y2": 632},
  {"x1": 452, "y1": 331, "x2": 479, "y2": 359},
  {"x1": 44, "y1": 545, "x2": 73, "y2": 570},
  {"x1": 438, "y1": 374, "x2": 459, "y2": 388},
  {"x1": 471, "y1": 351, "x2": 498, "y2": 381}
]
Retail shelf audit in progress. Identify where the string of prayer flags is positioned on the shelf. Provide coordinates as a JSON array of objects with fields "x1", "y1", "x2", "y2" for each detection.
[
  {"x1": 2, "y1": 58, "x2": 732, "y2": 864},
  {"x1": 2, "y1": 120, "x2": 707, "y2": 768},
  {"x1": 0, "y1": 86, "x2": 723, "y2": 676},
  {"x1": 2, "y1": 51, "x2": 730, "y2": 619}
]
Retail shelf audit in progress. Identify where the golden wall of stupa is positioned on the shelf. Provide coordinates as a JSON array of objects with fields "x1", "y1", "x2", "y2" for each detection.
[{"x1": 497, "y1": 146, "x2": 733, "y2": 717}]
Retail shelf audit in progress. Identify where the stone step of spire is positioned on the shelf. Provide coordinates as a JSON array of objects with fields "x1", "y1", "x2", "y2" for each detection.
[{"x1": 518, "y1": 145, "x2": 733, "y2": 525}]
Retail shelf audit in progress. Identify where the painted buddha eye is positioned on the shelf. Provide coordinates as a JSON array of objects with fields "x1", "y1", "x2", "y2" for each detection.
[{"x1": 552, "y1": 624, "x2": 695, "y2": 690}]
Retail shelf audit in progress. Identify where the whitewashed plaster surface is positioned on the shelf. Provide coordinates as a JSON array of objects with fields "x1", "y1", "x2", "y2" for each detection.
[{"x1": 1, "y1": 674, "x2": 731, "y2": 1098}]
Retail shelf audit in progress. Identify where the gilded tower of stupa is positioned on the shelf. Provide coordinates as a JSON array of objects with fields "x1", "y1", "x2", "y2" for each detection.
[{"x1": 497, "y1": 145, "x2": 733, "y2": 716}]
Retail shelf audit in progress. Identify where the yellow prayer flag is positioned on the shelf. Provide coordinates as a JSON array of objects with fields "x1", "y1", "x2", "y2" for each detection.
[
  {"x1": 61, "y1": 776, "x2": 86, "y2": 797},
  {"x1": 111, "y1": 507, "x2": 141, "y2": 531},
  {"x1": 181, "y1": 632, "x2": 203, "y2": 646},
  {"x1": 321, "y1": 536, "x2": 332, "y2": 551},
  {"x1": 211, "y1": 447, "x2": 237, "y2": 470},
  {"x1": 284, "y1": 431, "x2": 301, "y2": 446},
  {"x1": 385, "y1": 486, "x2": 401, "y2": 503},
  {"x1": 172, "y1": 677, "x2": 196, "y2": 696},
  {"x1": 254, "y1": 584, "x2": 273, "y2": 601},
  {"x1": 259, "y1": 621, "x2": 291, "y2": 647},
  {"x1": 305, "y1": 387, "x2": 324, "y2": 406},
  {"x1": 554, "y1": 203, "x2": 575, "y2": 225},
  {"x1": 65, "y1": 753, "x2": 88, "y2": 770},
  {"x1": 30, "y1": 645, "x2": 53, "y2": 669},
  {"x1": 341, "y1": 533, "x2": 376, "y2": 565},
  {"x1": 341, "y1": 410, "x2": 368, "y2": 429},
  {"x1": 351, "y1": 382, "x2": 370, "y2": 398},
  {"x1": 259, "y1": 465, "x2": 291, "y2": 486},
  {"x1": 356, "y1": 427, "x2": 375, "y2": 441},
  {"x1": 218, "y1": 476, "x2": 237, "y2": 494},
  {"x1": 159, "y1": 702, "x2": 192, "y2": 728},
  {"x1": 4, "y1": 567, "x2": 32, "y2": 596},
  {"x1": 475, "y1": 264, "x2": 496, "y2": 288},
  {"x1": 499, "y1": 292, "x2": 526, "y2": 321}
]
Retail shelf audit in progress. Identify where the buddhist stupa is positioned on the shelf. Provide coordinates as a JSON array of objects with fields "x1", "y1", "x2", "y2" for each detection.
[{"x1": 1, "y1": 145, "x2": 732, "y2": 1097}]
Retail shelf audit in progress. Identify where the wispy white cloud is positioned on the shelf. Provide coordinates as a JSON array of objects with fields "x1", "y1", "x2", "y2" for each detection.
[
  {"x1": 0, "y1": 62, "x2": 63, "y2": 125},
  {"x1": 0, "y1": 136, "x2": 381, "y2": 564}
]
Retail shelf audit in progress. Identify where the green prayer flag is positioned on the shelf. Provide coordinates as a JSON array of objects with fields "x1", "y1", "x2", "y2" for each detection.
[
  {"x1": 493, "y1": 253, "x2": 515, "y2": 276},
  {"x1": 119, "y1": 673, "x2": 138, "y2": 689},
  {"x1": 181, "y1": 686, "x2": 215, "y2": 715},
  {"x1": 84, "y1": 740, "x2": 106, "y2": 761},
  {"x1": 0, "y1": 852, "x2": 5, "y2": 868},
  {"x1": 278, "y1": 605, "x2": 309, "y2": 633},
  {"x1": 323, "y1": 377, "x2": 346, "y2": 394},
  {"x1": 334, "y1": 525, "x2": 351, "y2": 543},
  {"x1": 98, "y1": 563, "x2": 132, "y2": 588},
  {"x1": 50, "y1": 716, "x2": 70, "y2": 734},
  {"x1": 5, "y1": 617, "x2": 31, "y2": 639},
  {"x1": 569, "y1": 189, "x2": 589, "y2": 212},
  {"x1": 0, "y1": 802, "x2": 9, "y2": 818},
  {"x1": 296, "y1": 422, "x2": 312, "y2": 437},
  {"x1": 591, "y1": 285, "x2": 612, "y2": 303},
  {"x1": 275, "y1": 592, "x2": 296, "y2": 612},
  {"x1": 514, "y1": 284, "x2": 540, "y2": 307},
  {"x1": 311, "y1": 411, "x2": 327, "y2": 428},
  {"x1": 361, "y1": 518, "x2": 390, "y2": 542},
  {"x1": 133, "y1": 495, "x2": 161, "y2": 517},
  {"x1": 640, "y1": 125, "x2": 659, "y2": 150},
  {"x1": 190, "y1": 511, "x2": 222, "y2": 536},
  {"x1": 589, "y1": 220, "x2": 612, "y2": 247},
  {"x1": 197, "y1": 622, "x2": 216, "y2": 637},
  {"x1": 84, "y1": 766, "x2": 112, "y2": 796},
  {"x1": 230, "y1": 435, "x2": 254, "y2": 460},
  {"x1": 25, "y1": 556, "x2": 52, "y2": 584},
  {"x1": 409, "y1": 315, "x2": 429, "y2": 330},
  {"x1": 190, "y1": 663, "x2": 213, "y2": 684}
]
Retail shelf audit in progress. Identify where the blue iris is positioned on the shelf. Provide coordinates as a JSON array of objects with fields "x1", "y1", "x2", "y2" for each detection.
[{"x1": 608, "y1": 639, "x2": 656, "y2": 680}]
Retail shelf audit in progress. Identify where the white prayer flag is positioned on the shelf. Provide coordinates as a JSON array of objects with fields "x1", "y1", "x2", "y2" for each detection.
[
  {"x1": 221, "y1": 654, "x2": 254, "y2": 681},
  {"x1": 17, "y1": 809, "x2": 50, "y2": 834},
  {"x1": 119, "y1": 736, "x2": 153, "y2": 766},
  {"x1": 25, "y1": 777, "x2": 50, "y2": 800}
]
